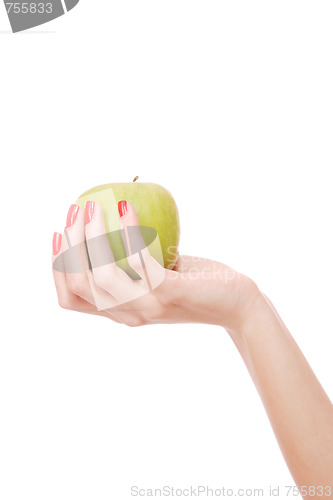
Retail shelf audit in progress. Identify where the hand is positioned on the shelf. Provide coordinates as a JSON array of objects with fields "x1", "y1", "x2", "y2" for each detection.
[{"x1": 52, "y1": 201, "x2": 259, "y2": 329}]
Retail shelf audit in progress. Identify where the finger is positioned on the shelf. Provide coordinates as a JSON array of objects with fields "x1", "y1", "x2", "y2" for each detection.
[
  {"x1": 118, "y1": 200, "x2": 165, "y2": 290},
  {"x1": 65, "y1": 204, "x2": 126, "y2": 315},
  {"x1": 172, "y1": 255, "x2": 218, "y2": 273},
  {"x1": 85, "y1": 201, "x2": 143, "y2": 306},
  {"x1": 52, "y1": 231, "x2": 122, "y2": 322},
  {"x1": 52, "y1": 231, "x2": 96, "y2": 313},
  {"x1": 63, "y1": 205, "x2": 98, "y2": 306}
]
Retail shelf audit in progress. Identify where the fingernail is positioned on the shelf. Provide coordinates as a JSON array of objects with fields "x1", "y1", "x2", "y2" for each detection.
[
  {"x1": 66, "y1": 204, "x2": 79, "y2": 228},
  {"x1": 118, "y1": 200, "x2": 127, "y2": 217},
  {"x1": 84, "y1": 201, "x2": 95, "y2": 224},
  {"x1": 53, "y1": 232, "x2": 62, "y2": 256}
]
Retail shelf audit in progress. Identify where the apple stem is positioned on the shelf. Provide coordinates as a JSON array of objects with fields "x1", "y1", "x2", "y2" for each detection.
[{"x1": 133, "y1": 176, "x2": 139, "y2": 182}]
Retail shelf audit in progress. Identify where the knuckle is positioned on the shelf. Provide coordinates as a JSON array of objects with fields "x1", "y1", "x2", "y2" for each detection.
[
  {"x1": 125, "y1": 316, "x2": 145, "y2": 327},
  {"x1": 147, "y1": 303, "x2": 164, "y2": 321},
  {"x1": 93, "y1": 268, "x2": 109, "y2": 290},
  {"x1": 127, "y1": 253, "x2": 143, "y2": 273},
  {"x1": 58, "y1": 296, "x2": 72, "y2": 310},
  {"x1": 67, "y1": 275, "x2": 86, "y2": 296}
]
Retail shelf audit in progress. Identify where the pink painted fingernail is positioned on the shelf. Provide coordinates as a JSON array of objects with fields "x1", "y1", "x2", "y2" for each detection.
[
  {"x1": 118, "y1": 200, "x2": 127, "y2": 217},
  {"x1": 84, "y1": 201, "x2": 95, "y2": 224},
  {"x1": 53, "y1": 232, "x2": 62, "y2": 256},
  {"x1": 66, "y1": 204, "x2": 79, "y2": 228}
]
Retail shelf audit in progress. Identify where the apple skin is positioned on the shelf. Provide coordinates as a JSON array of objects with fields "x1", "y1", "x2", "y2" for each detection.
[{"x1": 76, "y1": 182, "x2": 180, "y2": 274}]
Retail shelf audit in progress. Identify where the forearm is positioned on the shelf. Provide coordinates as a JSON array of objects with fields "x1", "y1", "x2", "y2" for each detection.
[{"x1": 228, "y1": 293, "x2": 333, "y2": 490}]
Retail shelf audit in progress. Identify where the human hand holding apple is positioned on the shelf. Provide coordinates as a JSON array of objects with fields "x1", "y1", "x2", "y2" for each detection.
[
  {"x1": 52, "y1": 179, "x2": 257, "y2": 328},
  {"x1": 75, "y1": 177, "x2": 180, "y2": 273}
]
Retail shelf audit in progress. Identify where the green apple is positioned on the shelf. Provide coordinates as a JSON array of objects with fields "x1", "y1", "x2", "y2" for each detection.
[{"x1": 76, "y1": 180, "x2": 180, "y2": 275}]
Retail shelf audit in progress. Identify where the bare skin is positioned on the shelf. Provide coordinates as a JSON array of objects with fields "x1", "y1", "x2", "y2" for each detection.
[{"x1": 52, "y1": 201, "x2": 333, "y2": 495}]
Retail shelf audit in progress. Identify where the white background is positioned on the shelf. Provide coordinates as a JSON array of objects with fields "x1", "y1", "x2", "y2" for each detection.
[{"x1": 0, "y1": 2, "x2": 332, "y2": 499}]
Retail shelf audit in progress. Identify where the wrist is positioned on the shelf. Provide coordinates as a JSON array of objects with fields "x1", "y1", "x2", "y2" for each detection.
[
  {"x1": 227, "y1": 289, "x2": 275, "y2": 344},
  {"x1": 224, "y1": 276, "x2": 265, "y2": 333},
  {"x1": 168, "y1": 265, "x2": 264, "y2": 330}
]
